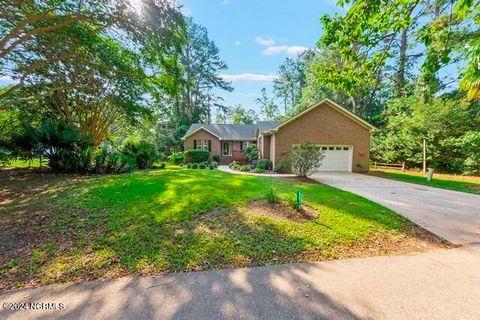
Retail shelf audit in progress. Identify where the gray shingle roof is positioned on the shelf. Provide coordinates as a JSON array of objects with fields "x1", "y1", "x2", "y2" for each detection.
[
  {"x1": 185, "y1": 123, "x2": 257, "y2": 140},
  {"x1": 257, "y1": 121, "x2": 282, "y2": 134}
]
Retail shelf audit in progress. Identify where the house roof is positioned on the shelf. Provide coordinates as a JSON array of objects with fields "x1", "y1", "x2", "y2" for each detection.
[
  {"x1": 256, "y1": 121, "x2": 282, "y2": 134},
  {"x1": 183, "y1": 123, "x2": 256, "y2": 140},
  {"x1": 270, "y1": 98, "x2": 376, "y2": 133},
  {"x1": 183, "y1": 99, "x2": 376, "y2": 140}
]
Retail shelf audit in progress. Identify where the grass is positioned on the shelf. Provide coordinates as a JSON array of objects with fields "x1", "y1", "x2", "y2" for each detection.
[
  {"x1": 0, "y1": 166, "x2": 445, "y2": 289},
  {"x1": 1, "y1": 158, "x2": 44, "y2": 168},
  {"x1": 369, "y1": 168, "x2": 480, "y2": 195}
]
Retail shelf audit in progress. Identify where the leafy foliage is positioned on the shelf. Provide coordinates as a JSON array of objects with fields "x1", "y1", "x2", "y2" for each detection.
[
  {"x1": 93, "y1": 146, "x2": 135, "y2": 174},
  {"x1": 122, "y1": 139, "x2": 159, "y2": 169},
  {"x1": 274, "y1": 156, "x2": 292, "y2": 173},
  {"x1": 290, "y1": 142, "x2": 324, "y2": 177},
  {"x1": 273, "y1": 52, "x2": 313, "y2": 115},
  {"x1": 256, "y1": 159, "x2": 273, "y2": 171},
  {"x1": 371, "y1": 95, "x2": 480, "y2": 173},
  {"x1": 184, "y1": 149, "x2": 210, "y2": 163},
  {"x1": 168, "y1": 152, "x2": 185, "y2": 165},
  {"x1": 216, "y1": 105, "x2": 258, "y2": 124},
  {"x1": 265, "y1": 187, "x2": 279, "y2": 204},
  {"x1": 255, "y1": 88, "x2": 279, "y2": 120},
  {"x1": 244, "y1": 145, "x2": 260, "y2": 163}
]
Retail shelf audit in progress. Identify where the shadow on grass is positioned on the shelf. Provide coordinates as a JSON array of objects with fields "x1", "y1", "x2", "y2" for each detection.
[{"x1": 0, "y1": 167, "x2": 446, "y2": 290}]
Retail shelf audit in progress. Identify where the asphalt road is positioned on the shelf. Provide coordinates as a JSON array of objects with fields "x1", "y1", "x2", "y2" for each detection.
[{"x1": 1, "y1": 244, "x2": 479, "y2": 320}]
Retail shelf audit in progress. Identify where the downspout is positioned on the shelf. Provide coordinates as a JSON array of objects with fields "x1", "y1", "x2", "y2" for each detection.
[{"x1": 271, "y1": 134, "x2": 276, "y2": 171}]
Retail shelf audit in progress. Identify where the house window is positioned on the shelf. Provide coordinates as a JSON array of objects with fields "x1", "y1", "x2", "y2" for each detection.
[
  {"x1": 222, "y1": 142, "x2": 232, "y2": 156},
  {"x1": 240, "y1": 141, "x2": 244, "y2": 151},
  {"x1": 196, "y1": 140, "x2": 210, "y2": 151}
]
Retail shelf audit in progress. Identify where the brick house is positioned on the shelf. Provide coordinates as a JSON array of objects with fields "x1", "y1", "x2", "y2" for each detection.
[{"x1": 183, "y1": 99, "x2": 376, "y2": 172}]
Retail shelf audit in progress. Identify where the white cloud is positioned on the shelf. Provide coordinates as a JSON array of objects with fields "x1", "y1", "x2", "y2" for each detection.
[
  {"x1": 220, "y1": 73, "x2": 278, "y2": 83},
  {"x1": 262, "y1": 45, "x2": 309, "y2": 57},
  {"x1": 254, "y1": 36, "x2": 275, "y2": 47},
  {"x1": 235, "y1": 40, "x2": 240, "y2": 46},
  {"x1": 222, "y1": 0, "x2": 229, "y2": 4}
]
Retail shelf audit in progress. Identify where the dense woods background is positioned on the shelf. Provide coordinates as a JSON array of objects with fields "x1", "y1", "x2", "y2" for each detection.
[{"x1": 1, "y1": 0, "x2": 479, "y2": 173}]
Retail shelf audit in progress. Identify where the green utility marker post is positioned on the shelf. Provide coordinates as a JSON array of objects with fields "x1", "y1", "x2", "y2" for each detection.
[{"x1": 296, "y1": 190, "x2": 303, "y2": 209}]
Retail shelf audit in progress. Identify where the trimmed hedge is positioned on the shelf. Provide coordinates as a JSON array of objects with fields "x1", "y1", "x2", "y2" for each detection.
[{"x1": 184, "y1": 149, "x2": 209, "y2": 163}]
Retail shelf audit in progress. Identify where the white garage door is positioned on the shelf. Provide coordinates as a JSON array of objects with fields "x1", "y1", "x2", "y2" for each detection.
[{"x1": 315, "y1": 145, "x2": 352, "y2": 172}]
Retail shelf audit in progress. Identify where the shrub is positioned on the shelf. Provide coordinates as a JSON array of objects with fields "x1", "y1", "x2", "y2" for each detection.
[
  {"x1": 0, "y1": 146, "x2": 12, "y2": 166},
  {"x1": 168, "y1": 152, "x2": 185, "y2": 165},
  {"x1": 93, "y1": 146, "x2": 135, "y2": 174},
  {"x1": 212, "y1": 154, "x2": 220, "y2": 162},
  {"x1": 187, "y1": 163, "x2": 192, "y2": 169},
  {"x1": 209, "y1": 164, "x2": 215, "y2": 170},
  {"x1": 245, "y1": 145, "x2": 259, "y2": 163},
  {"x1": 254, "y1": 167, "x2": 264, "y2": 173},
  {"x1": 229, "y1": 160, "x2": 238, "y2": 169},
  {"x1": 265, "y1": 187, "x2": 279, "y2": 204},
  {"x1": 290, "y1": 142, "x2": 324, "y2": 177},
  {"x1": 275, "y1": 156, "x2": 292, "y2": 173},
  {"x1": 184, "y1": 149, "x2": 209, "y2": 163},
  {"x1": 191, "y1": 163, "x2": 199, "y2": 169},
  {"x1": 239, "y1": 165, "x2": 250, "y2": 172},
  {"x1": 35, "y1": 121, "x2": 93, "y2": 173},
  {"x1": 210, "y1": 161, "x2": 219, "y2": 168},
  {"x1": 256, "y1": 159, "x2": 272, "y2": 171},
  {"x1": 159, "y1": 163, "x2": 166, "y2": 169},
  {"x1": 122, "y1": 139, "x2": 159, "y2": 169},
  {"x1": 199, "y1": 162, "x2": 206, "y2": 169}
]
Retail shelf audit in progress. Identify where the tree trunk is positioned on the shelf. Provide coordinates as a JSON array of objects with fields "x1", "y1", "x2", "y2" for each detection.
[
  {"x1": 396, "y1": 28, "x2": 408, "y2": 97},
  {"x1": 350, "y1": 96, "x2": 358, "y2": 114}
]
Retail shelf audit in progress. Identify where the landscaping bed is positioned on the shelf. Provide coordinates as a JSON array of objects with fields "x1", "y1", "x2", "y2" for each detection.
[{"x1": 0, "y1": 167, "x2": 451, "y2": 290}]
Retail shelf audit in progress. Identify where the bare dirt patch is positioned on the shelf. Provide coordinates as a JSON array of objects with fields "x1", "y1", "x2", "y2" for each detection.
[
  {"x1": 466, "y1": 184, "x2": 480, "y2": 191},
  {"x1": 246, "y1": 200, "x2": 319, "y2": 222}
]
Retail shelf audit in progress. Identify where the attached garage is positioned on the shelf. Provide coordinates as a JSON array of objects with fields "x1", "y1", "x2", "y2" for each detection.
[
  {"x1": 265, "y1": 99, "x2": 376, "y2": 173},
  {"x1": 315, "y1": 145, "x2": 353, "y2": 172}
]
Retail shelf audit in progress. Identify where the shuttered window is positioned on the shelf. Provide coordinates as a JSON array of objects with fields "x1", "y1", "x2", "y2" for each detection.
[{"x1": 194, "y1": 139, "x2": 211, "y2": 151}]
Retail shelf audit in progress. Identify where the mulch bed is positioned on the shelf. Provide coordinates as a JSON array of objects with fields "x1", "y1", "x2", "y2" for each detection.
[
  {"x1": 246, "y1": 200, "x2": 319, "y2": 222},
  {"x1": 274, "y1": 176, "x2": 318, "y2": 184}
]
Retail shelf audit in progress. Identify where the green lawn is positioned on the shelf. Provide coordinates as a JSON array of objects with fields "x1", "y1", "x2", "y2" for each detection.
[
  {"x1": 369, "y1": 169, "x2": 480, "y2": 195},
  {"x1": 1, "y1": 158, "x2": 44, "y2": 168},
  {"x1": 1, "y1": 166, "x2": 445, "y2": 288}
]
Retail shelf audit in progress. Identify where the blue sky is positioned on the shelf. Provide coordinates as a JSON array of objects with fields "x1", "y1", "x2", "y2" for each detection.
[{"x1": 180, "y1": 0, "x2": 344, "y2": 114}]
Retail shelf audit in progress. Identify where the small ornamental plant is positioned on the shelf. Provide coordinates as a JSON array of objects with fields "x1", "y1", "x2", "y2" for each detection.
[{"x1": 290, "y1": 142, "x2": 324, "y2": 177}]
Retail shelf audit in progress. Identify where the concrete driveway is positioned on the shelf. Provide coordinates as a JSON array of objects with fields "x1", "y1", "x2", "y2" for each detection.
[{"x1": 310, "y1": 172, "x2": 480, "y2": 245}]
